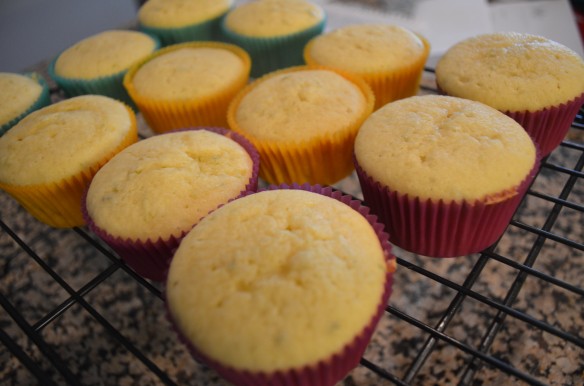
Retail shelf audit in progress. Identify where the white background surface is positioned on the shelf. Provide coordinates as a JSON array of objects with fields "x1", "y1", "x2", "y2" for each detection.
[{"x1": 0, "y1": 0, "x2": 582, "y2": 72}]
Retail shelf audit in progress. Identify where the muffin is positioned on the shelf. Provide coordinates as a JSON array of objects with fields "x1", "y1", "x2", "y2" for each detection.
[
  {"x1": 0, "y1": 72, "x2": 50, "y2": 136},
  {"x1": 138, "y1": 0, "x2": 233, "y2": 46},
  {"x1": 48, "y1": 29, "x2": 159, "y2": 107},
  {"x1": 166, "y1": 184, "x2": 395, "y2": 386},
  {"x1": 222, "y1": 0, "x2": 326, "y2": 77},
  {"x1": 354, "y1": 95, "x2": 539, "y2": 257},
  {"x1": 304, "y1": 24, "x2": 430, "y2": 109},
  {"x1": 124, "y1": 41, "x2": 250, "y2": 134},
  {"x1": 83, "y1": 127, "x2": 260, "y2": 281},
  {"x1": 228, "y1": 65, "x2": 374, "y2": 185},
  {"x1": 0, "y1": 95, "x2": 138, "y2": 228},
  {"x1": 435, "y1": 32, "x2": 584, "y2": 157}
]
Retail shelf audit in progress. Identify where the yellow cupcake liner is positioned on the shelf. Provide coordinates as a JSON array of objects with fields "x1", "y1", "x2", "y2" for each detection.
[
  {"x1": 123, "y1": 42, "x2": 251, "y2": 134},
  {"x1": 0, "y1": 107, "x2": 138, "y2": 228},
  {"x1": 228, "y1": 65, "x2": 375, "y2": 185},
  {"x1": 305, "y1": 34, "x2": 430, "y2": 110}
]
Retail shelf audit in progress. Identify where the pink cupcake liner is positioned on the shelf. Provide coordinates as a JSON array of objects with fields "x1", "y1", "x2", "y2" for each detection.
[
  {"x1": 354, "y1": 155, "x2": 541, "y2": 257},
  {"x1": 83, "y1": 127, "x2": 260, "y2": 281},
  {"x1": 504, "y1": 92, "x2": 584, "y2": 157},
  {"x1": 165, "y1": 183, "x2": 396, "y2": 386}
]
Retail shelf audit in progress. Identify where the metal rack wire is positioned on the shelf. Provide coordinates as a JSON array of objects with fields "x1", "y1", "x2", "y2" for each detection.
[{"x1": 1, "y1": 72, "x2": 583, "y2": 386}]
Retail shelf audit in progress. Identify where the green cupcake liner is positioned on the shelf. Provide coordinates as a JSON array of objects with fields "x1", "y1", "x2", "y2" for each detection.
[
  {"x1": 1, "y1": 72, "x2": 51, "y2": 136},
  {"x1": 221, "y1": 16, "x2": 326, "y2": 78},
  {"x1": 47, "y1": 34, "x2": 161, "y2": 110},
  {"x1": 139, "y1": 11, "x2": 230, "y2": 46}
]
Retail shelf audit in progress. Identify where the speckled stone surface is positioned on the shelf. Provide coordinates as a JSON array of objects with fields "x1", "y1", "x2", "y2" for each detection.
[{"x1": 2, "y1": 2, "x2": 584, "y2": 385}]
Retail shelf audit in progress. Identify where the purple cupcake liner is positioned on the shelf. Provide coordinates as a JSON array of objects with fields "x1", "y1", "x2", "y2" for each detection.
[
  {"x1": 83, "y1": 127, "x2": 260, "y2": 281},
  {"x1": 354, "y1": 153, "x2": 541, "y2": 257},
  {"x1": 504, "y1": 92, "x2": 584, "y2": 157},
  {"x1": 164, "y1": 183, "x2": 395, "y2": 386}
]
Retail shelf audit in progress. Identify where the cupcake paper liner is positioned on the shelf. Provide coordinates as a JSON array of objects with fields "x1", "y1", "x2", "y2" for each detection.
[
  {"x1": 48, "y1": 35, "x2": 160, "y2": 110},
  {"x1": 124, "y1": 42, "x2": 251, "y2": 134},
  {"x1": 504, "y1": 92, "x2": 584, "y2": 157},
  {"x1": 436, "y1": 85, "x2": 584, "y2": 157},
  {"x1": 83, "y1": 127, "x2": 260, "y2": 282},
  {"x1": 1, "y1": 72, "x2": 51, "y2": 136},
  {"x1": 221, "y1": 16, "x2": 326, "y2": 78},
  {"x1": 304, "y1": 33, "x2": 430, "y2": 110},
  {"x1": 0, "y1": 109, "x2": 138, "y2": 228},
  {"x1": 227, "y1": 65, "x2": 375, "y2": 185},
  {"x1": 165, "y1": 183, "x2": 396, "y2": 386},
  {"x1": 354, "y1": 154, "x2": 541, "y2": 257},
  {"x1": 140, "y1": 11, "x2": 229, "y2": 46}
]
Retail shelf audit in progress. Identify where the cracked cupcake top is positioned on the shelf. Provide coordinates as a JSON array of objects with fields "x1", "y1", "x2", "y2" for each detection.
[
  {"x1": 85, "y1": 130, "x2": 253, "y2": 240},
  {"x1": 435, "y1": 32, "x2": 584, "y2": 112},
  {"x1": 167, "y1": 188, "x2": 388, "y2": 371},
  {"x1": 354, "y1": 95, "x2": 536, "y2": 203}
]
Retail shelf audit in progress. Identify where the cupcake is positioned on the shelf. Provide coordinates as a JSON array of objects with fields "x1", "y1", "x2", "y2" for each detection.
[
  {"x1": 0, "y1": 95, "x2": 138, "y2": 228},
  {"x1": 221, "y1": 0, "x2": 326, "y2": 77},
  {"x1": 304, "y1": 24, "x2": 430, "y2": 109},
  {"x1": 435, "y1": 32, "x2": 584, "y2": 157},
  {"x1": 124, "y1": 41, "x2": 251, "y2": 134},
  {"x1": 354, "y1": 95, "x2": 539, "y2": 257},
  {"x1": 83, "y1": 127, "x2": 259, "y2": 281},
  {"x1": 166, "y1": 184, "x2": 395, "y2": 386},
  {"x1": 48, "y1": 29, "x2": 159, "y2": 107},
  {"x1": 0, "y1": 72, "x2": 50, "y2": 136},
  {"x1": 138, "y1": 0, "x2": 234, "y2": 46},
  {"x1": 227, "y1": 65, "x2": 374, "y2": 185}
]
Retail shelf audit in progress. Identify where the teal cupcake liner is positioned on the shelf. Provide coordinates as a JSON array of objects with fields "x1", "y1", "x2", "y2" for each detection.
[
  {"x1": 140, "y1": 11, "x2": 230, "y2": 46},
  {"x1": 47, "y1": 35, "x2": 160, "y2": 110},
  {"x1": 221, "y1": 16, "x2": 326, "y2": 78},
  {"x1": 1, "y1": 72, "x2": 51, "y2": 136}
]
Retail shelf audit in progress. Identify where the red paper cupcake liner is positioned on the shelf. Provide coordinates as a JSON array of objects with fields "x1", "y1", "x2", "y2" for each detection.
[
  {"x1": 83, "y1": 127, "x2": 260, "y2": 281},
  {"x1": 504, "y1": 92, "x2": 584, "y2": 157},
  {"x1": 164, "y1": 183, "x2": 396, "y2": 386},
  {"x1": 354, "y1": 155, "x2": 541, "y2": 257}
]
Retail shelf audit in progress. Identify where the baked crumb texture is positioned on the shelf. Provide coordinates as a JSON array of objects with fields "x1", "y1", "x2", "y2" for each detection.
[
  {"x1": 167, "y1": 185, "x2": 395, "y2": 386},
  {"x1": 84, "y1": 127, "x2": 260, "y2": 281},
  {"x1": 354, "y1": 95, "x2": 539, "y2": 257},
  {"x1": 0, "y1": 95, "x2": 138, "y2": 227},
  {"x1": 436, "y1": 32, "x2": 584, "y2": 156}
]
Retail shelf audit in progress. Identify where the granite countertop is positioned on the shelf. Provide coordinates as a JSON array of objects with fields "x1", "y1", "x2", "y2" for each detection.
[{"x1": 1, "y1": 1, "x2": 584, "y2": 385}]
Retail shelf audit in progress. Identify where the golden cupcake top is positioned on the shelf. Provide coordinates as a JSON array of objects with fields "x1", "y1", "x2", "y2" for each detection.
[
  {"x1": 167, "y1": 189, "x2": 388, "y2": 371},
  {"x1": 435, "y1": 32, "x2": 584, "y2": 112},
  {"x1": 232, "y1": 68, "x2": 369, "y2": 142},
  {"x1": 86, "y1": 130, "x2": 253, "y2": 240},
  {"x1": 138, "y1": 0, "x2": 233, "y2": 28},
  {"x1": 354, "y1": 95, "x2": 536, "y2": 203},
  {"x1": 305, "y1": 24, "x2": 427, "y2": 73},
  {"x1": 224, "y1": 0, "x2": 324, "y2": 37},
  {"x1": 0, "y1": 73, "x2": 43, "y2": 126},
  {"x1": 54, "y1": 30, "x2": 157, "y2": 79},
  {"x1": 0, "y1": 95, "x2": 134, "y2": 185},
  {"x1": 130, "y1": 45, "x2": 246, "y2": 101}
]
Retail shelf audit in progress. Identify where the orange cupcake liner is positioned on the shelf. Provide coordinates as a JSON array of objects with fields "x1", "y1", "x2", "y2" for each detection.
[
  {"x1": 123, "y1": 42, "x2": 251, "y2": 134},
  {"x1": 354, "y1": 153, "x2": 541, "y2": 257},
  {"x1": 0, "y1": 107, "x2": 138, "y2": 228},
  {"x1": 227, "y1": 65, "x2": 375, "y2": 185},
  {"x1": 165, "y1": 183, "x2": 396, "y2": 386},
  {"x1": 82, "y1": 127, "x2": 261, "y2": 282},
  {"x1": 304, "y1": 34, "x2": 430, "y2": 110}
]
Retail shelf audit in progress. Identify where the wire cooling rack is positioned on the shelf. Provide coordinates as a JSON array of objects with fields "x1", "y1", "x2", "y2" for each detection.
[{"x1": 1, "y1": 71, "x2": 583, "y2": 386}]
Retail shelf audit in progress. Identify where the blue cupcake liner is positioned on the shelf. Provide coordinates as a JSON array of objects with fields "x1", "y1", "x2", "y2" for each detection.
[
  {"x1": 47, "y1": 34, "x2": 160, "y2": 110},
  {"x1": 221, "y1": 15, "x2": 326, "y2": 78},
  {"x1": 139, "y1": 10, "x2": 230, "y2": 46},
  {"x1": 1, "y1": 72, "x2": 51, "y2": 136}
]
